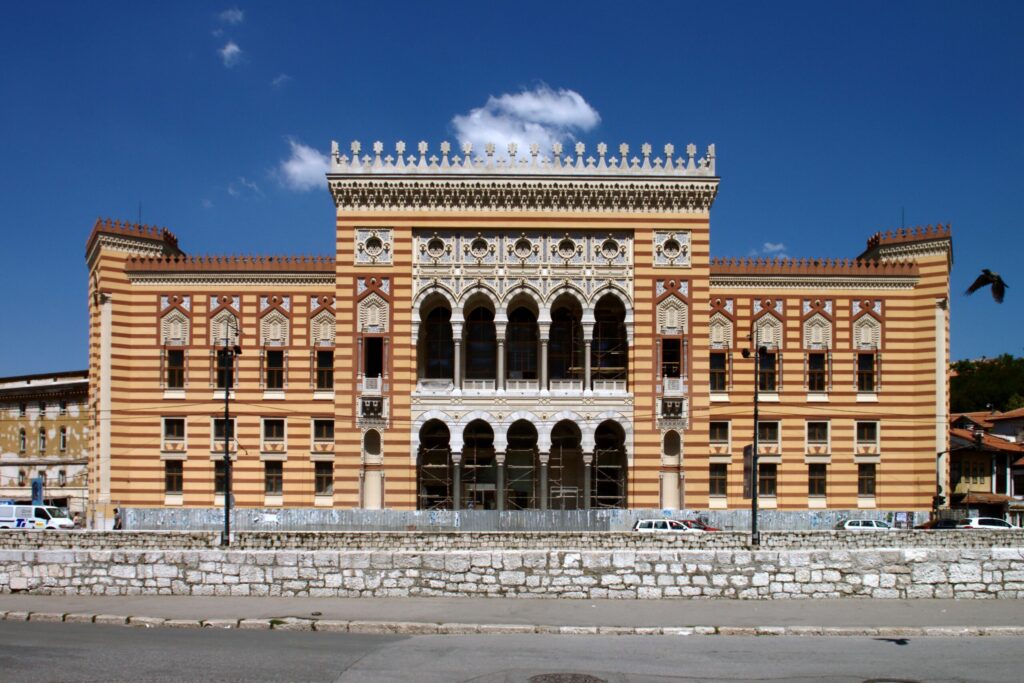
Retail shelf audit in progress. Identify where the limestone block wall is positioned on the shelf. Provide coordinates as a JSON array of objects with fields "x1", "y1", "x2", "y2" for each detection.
[{"x1": 2, "y1": 546, "x2": 1022, "y2": 600}]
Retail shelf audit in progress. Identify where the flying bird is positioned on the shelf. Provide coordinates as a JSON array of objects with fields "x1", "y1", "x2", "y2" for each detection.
[{"x1": 965, "y1": 269, "x2": 1007, "y2": 303}]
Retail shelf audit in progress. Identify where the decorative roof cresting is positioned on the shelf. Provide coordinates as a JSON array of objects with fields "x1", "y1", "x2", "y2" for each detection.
[{"x1": 330, "y1": 140, "x2": 716, "y2": 177}]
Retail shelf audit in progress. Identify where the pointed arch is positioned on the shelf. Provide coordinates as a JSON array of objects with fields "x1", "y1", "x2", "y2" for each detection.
[
  {"x1": 259, "y1": 309, "x2": 289, "y2": 346},
  {"x1": 589, "y1": 282, "x2": 632, "y2": 309},
  {"x1": 209, "y1": 309, "x2": 239, "y2": 346},
  {"x1": 709, "y1": 311, "x2": 733, "y2": 349},
  {"x1": 358, "y1": 293, "x2": 389, "y2": 333},
  {"x1": 161, "y1": 309, "x2": 190, "y2": 346},
  {"x1": 752, "y1": 313, "x2": 783, "y2": 349},
  {"x1": 657, "y1": 295, "x2": 688, "y2": 335},
  {"x1": 852, "y1": 314, "x2": 882, "y2": 349},
  {"x1": 803, "y1": 313, "x2": 832, "y2": 349},
  {"x1": 310, "y1": 309, "x2": 335, "y2": 346},
  {"x1": 501, "y1": 282, "x2": 544, "y2": 310}
]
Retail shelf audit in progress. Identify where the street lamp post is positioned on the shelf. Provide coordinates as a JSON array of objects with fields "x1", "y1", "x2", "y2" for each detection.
[
  {"x1": 742, "y1": 339, "x2": 767, "y2": 547},
  {"x1": 219, "y1": 338, "x2": 241, "y2": 547}
]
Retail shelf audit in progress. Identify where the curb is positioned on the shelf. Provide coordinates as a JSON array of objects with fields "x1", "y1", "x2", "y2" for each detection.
[{"x1": 2, "y1": 611, "x2": 1022, "y2": 637}]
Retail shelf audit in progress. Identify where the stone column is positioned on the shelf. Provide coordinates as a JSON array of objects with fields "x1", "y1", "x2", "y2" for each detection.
[
  {"x1": 538, "y1": 451, "x2": 549, "y2": 510},
  {"x1": 583, "y1": 452, "x2": 594, "y2": 510},
  {"x1": 540, "y1": 337, "x2": 549, "y2": 394},
  {"x1": 452, "y1": 323, "x2": 463, "y2": 394},
  {"x1": 495, "y1": 451, "x2": 506, "y2": 512},
  {"x1": 382, "y1": 337, "x2": 389, "y2": 381},
  {"x1": 582, "y1": 321, "x2": 594, "y2": 395},
  {"x1": 451, "y1": 451, "x2": 462, "y2": 510},
  {"x1": 496, "y1": 335, "x2": 506, "y2": 393}
]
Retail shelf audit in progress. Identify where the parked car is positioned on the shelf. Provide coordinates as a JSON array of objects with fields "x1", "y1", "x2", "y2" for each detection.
[
  {"x1": 914, "y1": 518, "x2": 961, "y2": 530},
  {"x1": 0, "y1": 504, "x2": 75, "y2": 530},
  {"x1": 633, "y1": 519, "x2": 701, "y2": 533},
  {"x1": 677, "y1": 519, "x2": 720, "y2": 532},
  {"x1": 834, "y1": 519, "x2": 892, "y2": 531},
  {"x1": 956, "y1": 517, "x2": 1018, "y2": 529}
]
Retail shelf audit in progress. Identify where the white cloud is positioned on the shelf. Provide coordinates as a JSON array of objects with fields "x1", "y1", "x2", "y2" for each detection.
[
  {"x1": 279, "y1": 139, "x2": 329, "y2": 191},
  {"x1": 749, "y1": 242, "x2": 790, "y2": 259},
  {"x1": 271, "y1": 73, "x2": 292, "y2": 88},
  {"x1": 451, "y1": 85, "x2": 600, "y2": 157},
  {"x1": 227, "y1": 177, "x2": 261, "y2": 198},
  {"x1": 219, "y1": 8, "x2": 244, "y2": 24},
  {"x1": 219, "y1": 41, "x2": 242, "y2": 67}
]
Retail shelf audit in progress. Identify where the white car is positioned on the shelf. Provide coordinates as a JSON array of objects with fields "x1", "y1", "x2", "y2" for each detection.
[
  {"x1": 633, "y1": 519, "x2": 702, "y2": 533},
  {"x1": 835, "y1": 519, "x2": 892, "y2": 531},
  {"x1": 956, "y1": 517, "x2": 1017, "y2": 529},
  {"x1": 0, "y1": 504, "x2": 75, "y2": 530}
]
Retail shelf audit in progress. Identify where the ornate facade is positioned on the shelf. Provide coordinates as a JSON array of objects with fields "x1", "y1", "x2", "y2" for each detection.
[
  {"x1": 85, "y1": 139, "x2": 952, "y2": 523},
  {"x1": 0, "y1": 371, "x2": 89, "y2": 515}
]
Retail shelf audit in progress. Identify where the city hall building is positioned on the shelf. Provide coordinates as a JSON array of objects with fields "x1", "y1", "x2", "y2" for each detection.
[{"x1": 85, "y1": 140, "x2": 952, "y2": 524}]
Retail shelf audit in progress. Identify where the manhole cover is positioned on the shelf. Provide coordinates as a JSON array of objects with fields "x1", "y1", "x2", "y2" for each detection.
[{"x1": 529, "y1": 675, "x2": 607, "y2": 683}]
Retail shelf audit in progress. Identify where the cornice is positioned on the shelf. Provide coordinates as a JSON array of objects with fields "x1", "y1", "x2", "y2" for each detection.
[
  {"x1": 328, "y1": 176, "x2": 720, "y2": 214},
  {"x1": 126, "y1": 273, "x2": 336, "y2": 287}
]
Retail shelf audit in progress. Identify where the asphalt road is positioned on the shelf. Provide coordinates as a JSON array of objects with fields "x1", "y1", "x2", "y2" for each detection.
[{"x1": 1, "y1": 622, "x2": 1020, "y2": 683}]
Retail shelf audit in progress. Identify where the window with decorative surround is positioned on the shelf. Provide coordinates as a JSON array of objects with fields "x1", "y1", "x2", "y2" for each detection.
[
  {"x1": 808, "y1": 463, "x2": 827, "y2": 497},
  {"x1": 858, "y1": 463, "x2": 876, "y2": 497},
  {"x1": 759, "y1": 463, "x2": 777, "y2": 497},
  {"x1": 709, "y1": 464, "x2": 727, "y2": 497}
]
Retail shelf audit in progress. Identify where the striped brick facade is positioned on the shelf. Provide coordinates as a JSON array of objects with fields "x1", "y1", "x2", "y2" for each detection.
[{"x1": 85, "y1": 140, "x2": 951, "y2": 522}]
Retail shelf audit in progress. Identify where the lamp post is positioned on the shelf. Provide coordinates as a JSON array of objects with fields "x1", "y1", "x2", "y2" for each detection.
[
  {"x1": 218, "y1": 336, "x2": 241, "y2": 547},
  {"x1": 741, "y1": 339, "x2": 767, "y2": 547}
]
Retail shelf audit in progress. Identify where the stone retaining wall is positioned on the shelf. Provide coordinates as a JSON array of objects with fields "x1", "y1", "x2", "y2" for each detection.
[
  {"x1": 2, "y1": 530, "x2": 1022, "y2": 552},
  {"x1": 2, "y1": 547, "x2": 1022, "y2": 600}
]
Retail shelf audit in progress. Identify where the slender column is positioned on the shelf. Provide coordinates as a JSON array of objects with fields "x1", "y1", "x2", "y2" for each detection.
[
  {"x1": 357, "y1": 337, "x2": 364, "y2": 380},
  {"x1": 453, "y1": 339, "x2": 462, "y2": 392},
  {"x1": 382, "y1": 337, "x2": 389, "y2": 380},
  {"x1": 540, "y1": 337, "x2": 549, "y2": 393},
  {"x1": 451, "y1": 451, "x2": 462, "y2": 509},
  {"x1": 538, "y1": 451, "x2": 549, "y2": 510},
  {"x1": 496, "y1": 337, "x2": 506, "y2": 393},
  {"x1": 582, "y1": 322, "x2": 594, "y2": 395},
  {"x1": 495, "y1": 451, "x2": 506, "y2": 512},
  {"x1": 583, "y1": 452, "x2": 594, "y2": 510}
]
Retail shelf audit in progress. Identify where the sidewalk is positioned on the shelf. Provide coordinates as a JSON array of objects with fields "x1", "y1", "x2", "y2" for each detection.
[{"x1": 3, "y1": 595, "x2": 1023, "y2": 636}]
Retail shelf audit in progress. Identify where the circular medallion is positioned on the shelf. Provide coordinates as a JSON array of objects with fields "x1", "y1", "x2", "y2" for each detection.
[
  {"x1": 470, "y1": 237, "x2": 489, "y2": 258},
  {"x1": 600, "y1": 238, "x2": 620, "y2": 259},
  {"x1": 558, "y1": 238, "x2": 577, "y2": 259},
  {"x1": 514, "y1": 238, "x2": 533, "y2": 259}
]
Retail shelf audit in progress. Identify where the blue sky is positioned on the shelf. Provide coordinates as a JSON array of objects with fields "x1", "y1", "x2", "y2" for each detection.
[{"x1": 1, "y1": 1, "x2": 1021, "y2": 376}]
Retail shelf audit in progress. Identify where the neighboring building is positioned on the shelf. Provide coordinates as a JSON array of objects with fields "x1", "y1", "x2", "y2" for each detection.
[
  {"x1": 989, "y1": 407, "x2": 1024, "y2": 443},
  {"x1": 0, "y1": 371, "x2": 89, "y2": 516},
  {"x1": 86, "y1": 139, "x2": 952, "y2": 520},
  {"x1": 949, "y1": 425, "x2": 1024, "y2": 523}
]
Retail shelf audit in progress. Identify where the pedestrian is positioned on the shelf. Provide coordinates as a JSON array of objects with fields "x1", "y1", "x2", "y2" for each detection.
[
  {"x1": 112, "y1": 508, "x2": 122, "y2": 530},
  {"x1": 72, "y1": 512, "x2": 81, "y2": 528}
]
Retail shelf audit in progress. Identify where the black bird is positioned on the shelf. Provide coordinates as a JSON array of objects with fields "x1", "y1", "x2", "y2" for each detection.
[{"x1": 965, "y1": 269, "x2": 1007, "y2": 303}]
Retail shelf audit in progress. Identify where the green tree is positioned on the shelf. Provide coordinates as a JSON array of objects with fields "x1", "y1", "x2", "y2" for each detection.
[{"x1": 950, "y1": 354, "x2": 1024, "y2": 413}]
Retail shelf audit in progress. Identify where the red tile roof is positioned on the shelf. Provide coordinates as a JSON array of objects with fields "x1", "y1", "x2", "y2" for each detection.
[
  {"x1": 989, "y1": 407, "x2": 1024, "y2": 422},
  {"x1": 950, "y1": 428, "x2": 1024, "y2": 453}
]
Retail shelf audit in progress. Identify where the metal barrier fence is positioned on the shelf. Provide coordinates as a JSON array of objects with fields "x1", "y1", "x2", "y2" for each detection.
[{"x1": 125, "y1": 507, "x2": 929, "y2": 532}]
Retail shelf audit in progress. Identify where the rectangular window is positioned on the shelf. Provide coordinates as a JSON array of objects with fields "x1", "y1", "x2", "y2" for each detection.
[
  {"x1": 806, "y1": 421, "x2": 829, "y2": 445},
  {"x1": 164, "y1": 418, "x2": 185, "y2": 440},
  {"x1": 264, "y1": 461, "x2": 283, "y2": 495},
  {"x1": 38, "y1": 429, "x2": 46, "y2": 453},
  {"x1": 709, "y1": 463, "x2": 727, "y2": 496},
  {"x1": 858, "y1": 463, "x2": 876, "y2": 496},
  {"x1": 263, "y1": 418, "x2": 285, "y2": 442},
  {"x1": 214, "y1": 460, "x2": 227, "y2": 495},
  {"x1": 856, "y1": 421, "x2": 878, "y2": 445},
  {"x1": 59, "y1": 427, "x2": 67, "y2": 451},
  {"x1": 757, "y1": 421, "x2": 779, "y2": 444},
  {"x1": 316, "y1": 350, "x2": 334, "y2": 390},
  {"x1": 709, "y1": 421, "x2": 730, "y2": 445},
  {"x1": 758, "y1": 351, "x2": 777, "y2": 392},
  {"x1": 857, "y1": 352, "x2": 876, "y2": 392},
  {"x1": 808, "y1": 463, "x2": 827, "y2": 497},
  {"x1": 166, "y1": 349, "x2": 185, "y2": 389},
  {"x1": 18, "y1": 403, "x2": 26, "y2": 417},
  {"x1": 265, "y1": 350, "x2": 285, "y2": 390},
  {"x1": 709, "y1": 351, "x2": 727, "y2": 391},
  {"x1": 165, "y1": 461, "x2": 183, "y2": 494},
  {"x1": 364, "y1": 337, "x2": 384, "y2": 380},
  {"x1": 59, "y1": 400, "x2": 68, "y2": 415},
  {"x1": 758, "y1": 463, "x2": 777, "y2": 497},
  {"x1": 661, "y1": 338, "x2": 683, "y2": 378},
  {"x1": 807, "y1": 351, "x2": 827, "y2": 392},
  {"x1": 215, "y1": 350, "x2": 234, "y2": 389},
  {"x1": 213, "y1": 418, "x2": 235, "y2": 441},
  {"x1": 315, "y1": 461, "x2": 334, "y2": 496},
  {"x1": 39, "y1": 402, "x2": 47, "y2": 417},
  {"x1": 313, "y1": 419, "x2": 334, "y2": 442}
]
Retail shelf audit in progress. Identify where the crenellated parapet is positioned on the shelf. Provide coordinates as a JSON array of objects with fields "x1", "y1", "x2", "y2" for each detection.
[
  {"x1": 123, "y1": 254, "x2": 336, "y2": 286},
  {"x1": 328, "y1": 140, "x2": 719, "y2": 214},
  {"x1": 86, "y1": 217, "x2": 181, "y2": 265},
  {"x1": 710, "y1": 257, "x2": 920, "y2": 290},
  {"x1": 859, "y1": 224, "x2": 953, "y2": 264}
]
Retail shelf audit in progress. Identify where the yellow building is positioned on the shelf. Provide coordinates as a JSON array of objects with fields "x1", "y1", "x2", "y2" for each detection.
[
  {"x1": 86, "y1": 139, "x2": 952, "y2": 522},
  {"x1": 0, "y1": 370, "x2": 89, "y2": 516}
]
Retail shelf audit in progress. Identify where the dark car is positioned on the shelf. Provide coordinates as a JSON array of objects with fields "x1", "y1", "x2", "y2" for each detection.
[{"x1": 914, "y1": 518, "x2": 960, "y2": 530}]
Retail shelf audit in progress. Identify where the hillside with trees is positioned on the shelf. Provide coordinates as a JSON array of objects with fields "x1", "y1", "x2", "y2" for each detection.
[{"x1": 951, "y1": 354, "x2": 1024, "y2": 413}]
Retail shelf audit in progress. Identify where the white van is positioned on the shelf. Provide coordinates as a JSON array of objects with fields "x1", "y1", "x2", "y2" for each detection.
[{"x1": 0, "y1": 504, "x2": 75, "y2": 530}]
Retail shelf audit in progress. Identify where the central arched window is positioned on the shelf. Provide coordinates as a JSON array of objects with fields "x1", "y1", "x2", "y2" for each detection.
[
  {"x1": 465, "y1": 307, "x2": 496, "y2": 379},
  {"x1": 549, "y1": 300, "x2": 583, "y2": 381},
  {"x1": 506, "y1": 307, "x2": 538, "y2": 380},
  {"x1": 593, "y1": 295, "x2": 627, "y2": 381}
]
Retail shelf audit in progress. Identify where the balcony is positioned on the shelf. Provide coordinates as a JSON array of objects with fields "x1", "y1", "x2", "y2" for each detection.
[
  {"x1": 463, "y1": 379, "x2": 496, "y2": 392},
  {"x1": 362, "y1": 375, "x2": 382, "y2": 395},
  {"x1": 660, "y1": 398, "x2": 686, "y2": 419},
  {"x1": 662, "y1": 377, "x2": 688, "y2": 396},
  {"x1": 549, "y1": 379, "x2": 583, "y2": 393},
  {"x1": 505, "y1": 379, "x2": 538, "y2": 392},
  {"x1": 592, "y1": 379, "x2": 627, "y2": 393},
  {"x1": 359, "y1": 396, "x2": 388, "y2": 422}
]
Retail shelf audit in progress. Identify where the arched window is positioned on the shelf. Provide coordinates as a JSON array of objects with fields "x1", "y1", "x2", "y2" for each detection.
[
  {"x1": 506, "y1": 307, "x2": 538, "y2": 380},
  {"x1": 657, "y1": 297, "x2": 687, "y2": 335},
  {"x1": 421, "y1": 306, "x2": 453, "y2": 379},
  {"x1": 363, "y1": 429, "x2": 382, "y2": 462},
  {"x1": 803, "y1": 314, "x2": 832, "y2": 349},
  {"x1": 753, "y1": 314, "x2": 782, "y2": 349},
  {"x1": 161, "y1": 309, "x2": 190, "y2": 346},
  {"x1": 359, "y1": 294, "x2": 389, "y2": 333},
  {"x1": 465, "y1": 306, "x2": 497, "y2": 380},
  {"x1": 593, "y1": 296, "x2": 627, "y2": 382},
  {"x1": 549, "y1": 300, "x2": 583, "y2": 381},
  {"x1": 709, "y1": 313, "x2": 733, "y2": 349},
  {"x1": 663, "y1": 430, "x2": 681, "y2": 458},
  {"x1": 209, "y1": 310, "x2": 239, "y2": 346},
  {"x1": 852, "y1": 315, "x2": 881, "y2": 349},
  {"x1": 260, "y1": 310, "x2": 289, "y2": 346}
]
